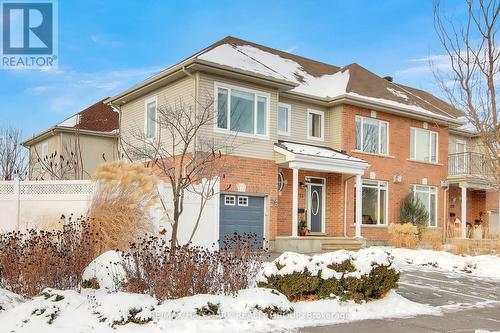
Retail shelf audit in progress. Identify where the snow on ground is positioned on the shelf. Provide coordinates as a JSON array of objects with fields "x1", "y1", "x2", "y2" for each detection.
[
  {"x1": 0, "y1": 288, "x2": 23, "y2": 311},
  {"x1": 82, "y1": 250, "x2": 127, "y2": 291},
  {"x1": 0, "y1": 287, "x2": 438, "y2": 333},
  {"x1": 373, "y1": 247, "x2": 500, "y2": 280}
]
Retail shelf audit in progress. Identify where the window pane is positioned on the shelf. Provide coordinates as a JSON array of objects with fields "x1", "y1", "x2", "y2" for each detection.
[
  {"x1": 379, "y1": 189, "x2": 387, "y2": 224},
  {"x1": 429, "y1": 193, "x2": 436, "y2": 226},
  {"x1": 410, "y1": 128, "x2": 415, "y2": 159},
  {"x1": 430, "y1": 132, "x2": 437, "y2": 162},
  {"x1": 146, "y1": 101, "x2": 156, "y2": 138},
  {"x1": 362, "y1": 187, "x2": 378, "y2": 224},
  {"x1": 355, "y1": 117, "x2": 362, "y2": 150},
  {"x1": 217, "y1": 88, "x2": 228, "y2": 129},
  {"x1": 278, "y1": 105, "x2": 288, "y2": 133},
  {"x1": 230, "y1": 89, "x2": 254, "y2": 134},
  {"x1": 415, "y1": 129, "x2": 430, "y2": 161},
  {"x1": 310, "y1": 113, "x2": 322, "y2": 138},
  {"x1": 380, "y1": 122, "x2": 388, "y2": 154},
  {"x1": 257, "y1": 96, "x2": 266, "y2": 135},
  {"x1": 363, "y1": 118, "x2": 379, "y2": 153}
]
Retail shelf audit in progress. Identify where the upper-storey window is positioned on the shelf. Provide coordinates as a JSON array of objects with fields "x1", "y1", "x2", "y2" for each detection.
[
  {"x1": 278, "y1": 103, "x2": 291, "y2": 136},
  {"x1": 355, "y1": 116, "x2": 388, "y2": 155},
  {"x1": 307, "y1": 109, "x2": 324, "y2": 141},
  {"x1": 410, "y1": 127, "x2": 438, "y2": 163},
  {"x1": 145, "y1": 97, "x2": 157, "y2": 139},
  {"x1": 216, "y1": 83, "x2": 269, "y2": 137}
]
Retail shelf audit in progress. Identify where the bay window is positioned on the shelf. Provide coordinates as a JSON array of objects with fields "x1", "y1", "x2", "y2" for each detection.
[
  {"x1": 411, "y1": 185, "x2": 437, "y2": 227},
  {"x1": 307, "y1": 109, "x2": 324, "y2": 140},
  {"x1": 361, "y1": 180, "x2": 388, "y2": 225},
  {"x1": 410, "y1": 128, "x2": 438, "y2": 163},
  {"x1": 355, "y1": 116, "x2": 388, "y2": 155},
  {"x1": 215, "y1": 83, "x2": 269, "y2": 136}
]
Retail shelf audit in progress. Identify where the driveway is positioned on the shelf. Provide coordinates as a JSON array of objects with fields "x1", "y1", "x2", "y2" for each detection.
[{"x1": 299, "y1": 267, "x2": 500, "y2": 333}]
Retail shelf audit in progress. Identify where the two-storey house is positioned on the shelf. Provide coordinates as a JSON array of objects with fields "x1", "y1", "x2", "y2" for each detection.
[{"x1": 107, "y1": 37, "x2": 494, "y2": 251}]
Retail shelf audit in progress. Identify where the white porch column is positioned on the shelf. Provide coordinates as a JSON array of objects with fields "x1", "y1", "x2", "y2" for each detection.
[
  {"x1": 292, "y1": 168, "x2": 299, "y2": 237},
  {"x1": 355, "y1": 174, "x2": 362, "y2": 238},
  {"x1": 460, "y1": 184, "x2": 467, "y2": 239}
]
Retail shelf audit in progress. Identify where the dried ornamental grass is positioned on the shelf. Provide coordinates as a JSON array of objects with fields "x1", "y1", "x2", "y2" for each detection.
[
  {"x1": 388, "y1": 223, "x2": 419, "y2": 249},
  {"x1": 419, "y1": 230, "x2": 444, "y2": 251},
  {"x1": 88, "y1": 161, "x2": 159, "y2": 253}
]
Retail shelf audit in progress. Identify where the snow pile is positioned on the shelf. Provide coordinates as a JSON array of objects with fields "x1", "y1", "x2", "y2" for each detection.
[
  {"x1": 198, "y1": 43, "x2": 350, "y2": 98},
  {"x1": 0, "y1": 287, "x2": 438, "y2": 333},
  {"x1": 82, "y1": 250, "x2": 127, "y2": 291},
  {"x1": 0, "y1": 288, "x2": 24, "y2": 311},
  {"x1": 258, "y1": 248, "x2": 396, "y2": 282},
  {"x1": 375, "y1": 247, "x2": 500, "y2": 280}
]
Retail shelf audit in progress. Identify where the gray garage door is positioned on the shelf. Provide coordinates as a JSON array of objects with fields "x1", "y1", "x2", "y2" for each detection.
[{"x1": 219, "y1": 194, "x2": 264, "y2": 248}]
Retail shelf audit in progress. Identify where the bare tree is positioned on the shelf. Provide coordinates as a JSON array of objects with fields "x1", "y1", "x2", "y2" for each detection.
[
  {"x1": 434, "y1": 0, "x2": 500, "y2": 187},
  {"x1": 122, "y1": 96, "x2": 236, "y2": 246},
  {"x1": 0, "y1": 127, "x2": 27, "y2": 180}
]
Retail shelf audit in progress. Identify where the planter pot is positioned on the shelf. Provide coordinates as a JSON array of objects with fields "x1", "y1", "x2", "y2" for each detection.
[{"x1": 299, "y1": 229, "x2": 308, "y2": 236}]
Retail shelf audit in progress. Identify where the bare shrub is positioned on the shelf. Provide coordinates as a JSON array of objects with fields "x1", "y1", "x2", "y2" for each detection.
[
  {"x1": 121, "y1": 233, "x2": 265, "y2": 300},
  {"x1": 448, "y1": 238, "x2": 500, "y2": 256},
  {"x1": 388, "y1": 223, "x2": 419, "y2": 249},
  {"x1": 0, "y1": 217, "x2": 96, "y2": 297},
  {"x1": 419, "y1": 230, "x2": 444, "y2": 251},
  {"x1": 88, "y1": 161, "x2": 159, "y2": 254}
]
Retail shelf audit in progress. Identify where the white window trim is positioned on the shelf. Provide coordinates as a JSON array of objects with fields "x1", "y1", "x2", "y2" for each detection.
[
  {"x1": 455, "y1": 140, "x2": 467, "y2": 153},
  {"x1": 411, "y1": 184, "x2": 438, "y2": 227},
  {"x1": 224, "y1": 195, "x2": 236, "y2": 206},
  {"x1": 237, "y1": 196, "x2": 249, "y2": 206},
  {"x1": 355, "y1": 115, "x2": 389, "y2": 155},
  {"x1": 144, "y1": 96, "x2": 158, "y2": 140},
  {"x1": 214, "y1": 82, "x2": 270, "y2": 139},
  {"x1": 278, "y1": 102, "x2": 292, "y2": 136},
  {"x1": 361, "y1": 179, "x2": 389, "y2": 226},
  {"x1": 410, "y1": 127, "x2": 439, "y2": 163},
  {"x1": 307, "y1": 109, "x2": 325, "y2": 141}
]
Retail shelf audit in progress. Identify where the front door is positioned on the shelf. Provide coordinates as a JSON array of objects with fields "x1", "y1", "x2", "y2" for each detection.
[{"x1": 307, "y1": 178, "x2": 324, "y2": 233}]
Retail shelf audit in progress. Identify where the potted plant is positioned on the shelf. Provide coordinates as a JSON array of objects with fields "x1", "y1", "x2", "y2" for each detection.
[{"x1": 298, "y1": 219, "x2": 308, "y2": 236}]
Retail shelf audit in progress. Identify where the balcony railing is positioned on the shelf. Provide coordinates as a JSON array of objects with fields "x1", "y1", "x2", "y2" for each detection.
[{"x1": 448, "y1": 152, "x2": 491, "y2": 176}]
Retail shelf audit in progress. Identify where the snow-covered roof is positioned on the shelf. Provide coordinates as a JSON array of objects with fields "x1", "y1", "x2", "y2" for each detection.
[{"x1": 276, "y1": 141, "x2": 366, "y2": 163}]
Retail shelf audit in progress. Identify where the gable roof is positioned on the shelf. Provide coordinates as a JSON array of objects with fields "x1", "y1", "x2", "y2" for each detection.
[
  {"x1": 108, "y1": 36, "x2": 464, "y2": 124},
  {"x1": 22, "y1": 100, "x2": 119, "y2": 147}
]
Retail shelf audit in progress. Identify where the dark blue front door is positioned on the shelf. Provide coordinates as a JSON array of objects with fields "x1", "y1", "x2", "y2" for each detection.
[{"x1": 309, "y1": 184, "x2": 323, "y2": 232}]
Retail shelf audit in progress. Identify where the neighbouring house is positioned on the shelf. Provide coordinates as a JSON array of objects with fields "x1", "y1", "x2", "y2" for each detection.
[
  {"x1": 107, "y1": 36, "x2": 499, "y2": 252},
  {"x1": 22, "y1": 99, "x2": 119, "y2": 180}
]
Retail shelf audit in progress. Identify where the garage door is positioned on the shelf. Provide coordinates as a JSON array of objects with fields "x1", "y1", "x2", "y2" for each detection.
[{"x1": 219, "y1": 194, "x2": 264, "y2": 248}]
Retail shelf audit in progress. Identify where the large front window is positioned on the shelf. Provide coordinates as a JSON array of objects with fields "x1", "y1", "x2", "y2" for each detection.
[
  {"x1": 361, "y1": 180, "x2": 388, "y2": 225},
  {"x1": 216, "y1": 84, "x2": 268, "y2": 136},
  {"x1": 355, "y1": 116, "x2": 388, "y2": 155},
  {"x1": 410, "y1": 128, "x2": 438, "y2": 163},
  {"x1": 411, "y1": 185, "x2": 437, "y2": 227}
]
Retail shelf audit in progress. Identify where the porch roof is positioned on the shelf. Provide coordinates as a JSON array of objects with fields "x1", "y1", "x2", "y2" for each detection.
[{"x1": 274, "y1": 141, "x2": 369, "y2": 175}]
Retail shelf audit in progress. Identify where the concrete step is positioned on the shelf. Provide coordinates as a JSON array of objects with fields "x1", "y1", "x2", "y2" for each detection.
[{"x1": 321, "y1": 239, "x2": 363, "y2": 252}]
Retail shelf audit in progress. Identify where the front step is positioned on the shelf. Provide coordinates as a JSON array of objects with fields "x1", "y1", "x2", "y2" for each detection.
[{"x1": 321, "y1": 239, "x2": 363, "y2": 252}]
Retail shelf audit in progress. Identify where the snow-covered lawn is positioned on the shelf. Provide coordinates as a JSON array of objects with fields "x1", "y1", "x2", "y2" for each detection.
[
  {"x1": 1, "y1": 247, "x2": 499, "y2": 333},
  {"x1": 378, "y1": 247, "x2": 500, "y2": 280}
]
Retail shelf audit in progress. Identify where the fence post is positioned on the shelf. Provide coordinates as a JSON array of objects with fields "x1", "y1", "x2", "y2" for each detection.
[{"x1": 14, "y1": 179, "x2": 20, "y2": 230}]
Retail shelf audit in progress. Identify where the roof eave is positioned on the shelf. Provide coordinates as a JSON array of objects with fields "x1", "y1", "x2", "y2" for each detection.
[{"x1": 22, "y1": 127, "x2": 119, "y2": 147}]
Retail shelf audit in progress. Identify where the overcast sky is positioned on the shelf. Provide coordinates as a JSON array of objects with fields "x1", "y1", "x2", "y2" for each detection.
[{"x1": 0, "y1": 0, "x2": 466, "y2": 138}]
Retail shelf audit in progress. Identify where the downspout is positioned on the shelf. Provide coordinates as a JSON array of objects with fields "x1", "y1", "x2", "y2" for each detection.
[{"x1": 343, "y1": 175, "x2": 355, "y2": 237}]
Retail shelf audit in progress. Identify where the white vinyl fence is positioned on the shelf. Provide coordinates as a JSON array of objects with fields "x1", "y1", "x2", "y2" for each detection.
[{"x1": 0, "y1": 179, "x2": 219, "y2": 248}]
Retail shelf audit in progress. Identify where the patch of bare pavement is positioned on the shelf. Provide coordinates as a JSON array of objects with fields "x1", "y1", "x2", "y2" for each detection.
[{"x1": 297, "y1": 267, "x2": 500, "y2": 333}]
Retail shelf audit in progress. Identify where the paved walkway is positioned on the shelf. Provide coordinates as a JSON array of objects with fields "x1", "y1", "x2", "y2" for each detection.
[{"x1": 298, "y1": 267, "x2": 500, "y2": 333}]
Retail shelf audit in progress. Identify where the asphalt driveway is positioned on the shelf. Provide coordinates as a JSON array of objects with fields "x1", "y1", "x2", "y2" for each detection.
[{"x1": 298, "y1": 267, "x2": 500, "y2": 333}]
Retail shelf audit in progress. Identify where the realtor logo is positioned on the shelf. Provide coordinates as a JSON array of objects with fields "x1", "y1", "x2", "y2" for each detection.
[{"x1": 1, "y1": 0, "x2": 58, "y2": 68}]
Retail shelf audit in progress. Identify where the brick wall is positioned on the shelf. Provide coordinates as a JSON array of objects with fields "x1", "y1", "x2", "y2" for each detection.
[{"x1": 341, "y1": 104, "x2": 449, "y2": 240}]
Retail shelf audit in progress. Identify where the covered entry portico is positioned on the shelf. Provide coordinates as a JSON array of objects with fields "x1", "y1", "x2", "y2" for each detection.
[{"x1": 274, "y1": 141, "x2": 369, "y2": 251}]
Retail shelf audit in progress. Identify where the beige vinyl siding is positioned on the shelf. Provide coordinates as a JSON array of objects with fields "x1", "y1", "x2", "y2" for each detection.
[
  {"x1": 60, "y1": 133, "x2": 118, "y2": 179},
  {"x1": 449, "y1": 133, "x2": 483, "y2": 154},
  {"x1": 29, "y1": 134, "x2": 62, "y2": 180},
  {"x1": 120, "y1": 76, "x2": 195, "y2": 158},
  {"x1": 197, "y1": 73, "x2": 278, "y2": 160},
  {"x1": 278, "y1": 97, "x2": 342, "y2": 149}
]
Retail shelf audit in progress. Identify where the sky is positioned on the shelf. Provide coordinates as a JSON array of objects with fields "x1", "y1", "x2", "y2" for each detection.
[{"x1": 0, "y1": 0, "x2": 466, "y2": 139}]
